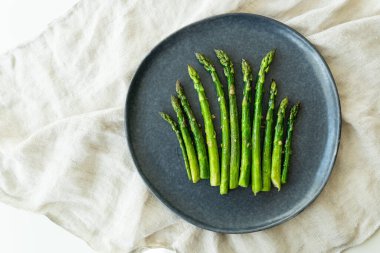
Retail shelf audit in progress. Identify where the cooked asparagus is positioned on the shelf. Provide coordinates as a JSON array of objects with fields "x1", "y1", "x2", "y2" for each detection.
[
  {"x1": 176, "y1": 81, "x2": 209, "y2": 179},
  {"x1": 160, "y1": 112, "x2": 192, "y2": 181},
  {"x1": 215, "y1": 49, "x2": 240, "y2": 189},
  {"x1": 281, "y1": 102, "x2": 300, "y2": 184},
  {"x1": 238, "y1": 59, "x2": 253, "y2": 187},
  {"x1": 271, "y1": 97, "x2": 288, "y2": 190},
  {"x1": 252, "y1": 49, "x2": 276, "y2": 195},
  {"x1": 196, "y1": 52, "x2": 230, "y2": 195},
  {"x1": 262, "y1": 80, "x2": 277, "y2": 191},
  {"x1": 188, "y1": 65, "x2": 220, "y2": 186}
]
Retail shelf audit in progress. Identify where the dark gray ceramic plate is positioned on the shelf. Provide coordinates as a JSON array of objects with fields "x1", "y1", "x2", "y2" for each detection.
[{"x1": 125, "y1": 14, "x2": 340, "y2": 233}]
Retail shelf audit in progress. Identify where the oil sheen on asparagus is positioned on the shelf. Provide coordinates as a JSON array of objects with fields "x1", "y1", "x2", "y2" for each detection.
[
  {"x1": 196, "y1": 52, "x2": 230, "y2": 195},
  {"x1": 176, "y1": 81, "x2": 209, "y2": 179},
  {"x1": 238, "y1": 59, "x2": 253, "y2": 187},
  {"x1": 171, "y1": 96, "x2": 200, "y2": 183},
  {"x1": 252, "y1": 49, "x2": 276, "y2": 195},
  {"x1": 262, "y1": 80, "x2": 277, "y2": 191},
  {"x1": 215, "y1": 49, "x2": 240, "y2": 189},
  {"x1": 188, "y1": 65, "x2": 220, "y2": 186},
  {"x1": 271, "y1": 97, "x2": 288, "y2": 190},
  {"x1": 281, "y1": 102, "x2": 300, "y2": 184}
]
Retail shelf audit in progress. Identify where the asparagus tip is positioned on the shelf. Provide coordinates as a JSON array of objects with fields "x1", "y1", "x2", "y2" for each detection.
[
  {"x1": 270, "y1": 80, "x2": 277, "y2": 90},
  {"x1": 195, "y1": 52, "x2": 206, "y2": 63},
  {"x1": 170, "y1": 95, "x2": 178, "y2": 105},
  {"x1": 242, "y1": 58, "x2": 249, "y2": 68},
  {"x1": 242, "y1": 59, "x2": 253, "y2": 82},
  {"x1": 282, "y1": 97, "x2": 289, "y2": 105},
  {"x1": 195, "y1": 52, "x2": 202, "y2": 59},
  {"x1": 195, "y1": 52, "x2": 214, "y2": 71},
  {"x1": 159, "y1": 112, "x2": 171, "y2": 123},
  {"x1": 175, "y1": 80, "x2": 182, "y2": 92},
  {"x1": 215, "y1": 49, "x2": 233, "y2": 74},
  {"x1": 214, "y1": 49, "x2": 224, "y2": 59},
  {"x1": 187, "y1": 64, "x2": 195, "y2": 74},
  {"x1": 290, "y1": 102, "x2": 301, "y2": 118}
]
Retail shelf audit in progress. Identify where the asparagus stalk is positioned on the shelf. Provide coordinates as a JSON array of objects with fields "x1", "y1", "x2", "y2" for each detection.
[
  {"x1": 262, "y1": 80, "x2": 278, "y2": 191},
  {"x1": 238, "y1": 59, "x2": 253, "y2": 187},
  {"x1": 171, "y1": 96, "x2": 200, "y2": 183},
  {"x1": 281, "y1": 102, "x2": 300, "y2": 184},
  {"x1": 176, "y1": 81, "x2": 209, "y2": 179},
  {"x1": 271, "y1": 97, "x2": 288, "y2": 190},
  {"x1": 196, "y1": 52, "x2": 230, "y2": 195},
  {"x1": 160, "y1": 112, "x2": 192, "y2": 181},
  {"x1": 188, "y1": 65, "x2": 220, "y2": 186},
  {"x1": 215, "y1": 49, "x2": 240, "y2": 189},
  {"x1": 252, "y1": 49, "x2": 276, "y2": 195}
]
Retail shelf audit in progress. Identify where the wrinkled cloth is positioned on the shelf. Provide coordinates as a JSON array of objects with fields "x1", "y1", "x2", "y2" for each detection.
[{"x1": 0, "y1": 0, "x2": 379, "y2": 252}]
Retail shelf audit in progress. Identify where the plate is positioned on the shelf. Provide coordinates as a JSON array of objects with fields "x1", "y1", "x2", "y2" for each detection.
[{"x1": 125, "y1": 14, "x2": 341, "y2": 233}]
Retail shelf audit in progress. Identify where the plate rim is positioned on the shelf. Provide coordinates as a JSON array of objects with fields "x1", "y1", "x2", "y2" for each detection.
[{"x1": 124, "y1": 13, "x2": 342, "y2": 233}]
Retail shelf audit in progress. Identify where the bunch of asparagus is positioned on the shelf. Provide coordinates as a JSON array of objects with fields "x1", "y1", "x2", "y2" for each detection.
[{"x1": 160, "y1": 49, "x2": 300, "y2": 195}]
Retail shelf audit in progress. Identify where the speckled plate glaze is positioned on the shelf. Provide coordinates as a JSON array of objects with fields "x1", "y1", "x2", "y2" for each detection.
[{"x1": 125, "y1": 14, "x2": 341, "y2": 233}]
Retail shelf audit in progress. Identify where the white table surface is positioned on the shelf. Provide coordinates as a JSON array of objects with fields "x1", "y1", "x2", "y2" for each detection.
[{"x1": 0, "y1": 1, "x2": 378, "y2": 252}]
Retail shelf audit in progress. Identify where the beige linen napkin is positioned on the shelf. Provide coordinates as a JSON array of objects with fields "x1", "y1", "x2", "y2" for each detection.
[{"x1": 0, "y1": 0, "x2": 379, "y2": 252}]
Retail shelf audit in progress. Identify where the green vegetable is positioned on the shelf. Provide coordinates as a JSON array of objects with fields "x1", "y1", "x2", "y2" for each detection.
[
  {"x1": 160, "y1": 112, "x2": 192, "y2": 181},
  {"x1": 252, "y1": 49, "x2": 276, "y2": 195},
  {"x1": 215, "y1": 49, "x2": 240, "y2": 189},
  {"x1": 188, "y1": 65, "x2": 220, "y2": 186},
  {"x1": 171, "y1": 96, "x2": 200, "y2": 183},
  {"x1": 238, "y1": 59, "x2": 253, "y2": 187},
  {"x1": 271, "y1": 97, "x2": 288, "y2": 190},
  {"x1": 196, "y1": 52, "x2": 230, "y2": 195},
  {"x1": 281, "y1": 102, "x2": 300, "y2": 184},
  {"x1": 176, "y1": 81, "x2": 209, "y2": 179},
  {"x1": 262, "y1": 80, "x2": 277, "y2": 191}
]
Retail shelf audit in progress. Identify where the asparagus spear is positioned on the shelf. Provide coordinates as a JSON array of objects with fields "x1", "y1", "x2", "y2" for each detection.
[
  {"x1": 281, "y1": 102, "x2": 300, "y2": 184},
  {"x1": 262, "y1": 80, "x2": 278, "y2": 191},
  {"x1": 188, "y1": 65, "x2": 220, "y2": 186},
  {"x1": 252, "y1": 49, "x2": 276, "y2": 195},
  {"x1": 196, "y1": 52, "x2": 230, "y2": 195},
  {"x1": 238, "y1": 59, "x2": 253, "y2": 187},
  {"x1": 176, "y1": 81, "x2": 209, "y2": 179},
  {"x1": 171, "y1": 96, "x2": 200, "y2": 183},
  {"x1": 160, "y1": 112, "x2": 192, "y2": 181},
  {"x1": 271, "y1": 97, "x2": 288, "y2": 190},
  {"x1": 215, "y1": 49, "x2": 240, "y2": 189}
]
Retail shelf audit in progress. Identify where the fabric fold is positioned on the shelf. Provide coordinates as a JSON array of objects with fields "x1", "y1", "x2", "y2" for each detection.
[{"x1": 0, "y1": 0, "x2": 379, "y2": 252}]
